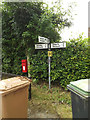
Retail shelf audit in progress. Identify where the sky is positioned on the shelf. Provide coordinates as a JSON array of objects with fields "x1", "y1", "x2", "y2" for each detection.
[
  {"x1": 44, "y1": 0, "x2": 89, "y2": 41},
  {"x1": 88, "y1": 1, "x2": 90, "y2": 27}
]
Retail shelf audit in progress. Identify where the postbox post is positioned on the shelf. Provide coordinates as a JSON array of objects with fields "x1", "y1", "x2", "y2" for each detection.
[{"x1": 21, "y1": 59, "x2": 31, "y2": 100}]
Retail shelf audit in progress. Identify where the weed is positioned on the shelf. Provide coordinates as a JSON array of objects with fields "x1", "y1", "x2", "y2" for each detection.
[
  {"x1": 42, "y1": 85, "x2": 47, "y2": 89},
  {"x1": 33, "y1": 78, "x2": 39, "y2": 84}
]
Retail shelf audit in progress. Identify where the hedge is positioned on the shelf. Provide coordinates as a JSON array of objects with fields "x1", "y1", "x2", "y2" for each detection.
[
  {"x1": 2, "y1": 37, "x2": 90, "y2": 88},
  {"x1": 30, "y1": 37, "x2": 90, "y2": 88}
]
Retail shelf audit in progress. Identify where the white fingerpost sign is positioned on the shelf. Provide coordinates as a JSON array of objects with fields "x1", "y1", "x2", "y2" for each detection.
[
  {"x1": 51, "y1": 42, "x2": 66, "y2": 48},
  {"x1": 35, "y1": 36, "x2": 66, "y2": 89},
  {"x1": 38, "y1": 36, "x2": 50, "y2": 43},
  {"x1": 35, "y1": 44, "x2": 48, "y2": 49}
]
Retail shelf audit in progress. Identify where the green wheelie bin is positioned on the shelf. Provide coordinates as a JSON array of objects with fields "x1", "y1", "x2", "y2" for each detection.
[{"x1": 67, "y1": 79, "x2": 90, "y2": 119}]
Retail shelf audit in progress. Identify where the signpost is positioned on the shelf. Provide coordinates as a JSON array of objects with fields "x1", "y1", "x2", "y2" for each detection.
[
  {"x1": 51, "y1": 42, "x2": 66, "y2": 48},
  {"x1": 35, "y1": 44, "x2": 48, "y2": 49},
  {"x1": 38, "y1": 36, "x2": 50, "y2": 43},
  {"x1": 35, "y1": 36, "x2": 66, "y2": 89}
]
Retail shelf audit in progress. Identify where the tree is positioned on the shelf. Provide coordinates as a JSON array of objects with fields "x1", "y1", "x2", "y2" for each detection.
[
  {"x1": 2, "y1": 2, "x2": 43, "y2": 75},
  {"x1": 2, "y1": 1, "x2": 73, "y2": 76},
  {"x1": 38, "y1": 1, "x2": 72, "y2": 42}
]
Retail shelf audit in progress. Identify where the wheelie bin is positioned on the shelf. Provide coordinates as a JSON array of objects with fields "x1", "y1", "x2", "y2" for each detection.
[
  {"x1": 0, "y1": 77, "x2": 30, "y2": 119},
  {"x1": 67, "y1": 79, "x2": 90, "y2": 119}
]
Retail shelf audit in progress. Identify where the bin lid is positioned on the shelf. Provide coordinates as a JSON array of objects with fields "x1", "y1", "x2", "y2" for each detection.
[
  {"x1": 0, "y1": 77, "x2": 30, "y2": 91},
  {"x1": 67, "y1": 79, "x2": 90, "y2": 98}
]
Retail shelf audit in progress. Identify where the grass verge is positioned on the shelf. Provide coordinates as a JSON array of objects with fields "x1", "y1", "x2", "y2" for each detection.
[{"x1": 28, "y1": 81, "x2": 72, "y2": 118}]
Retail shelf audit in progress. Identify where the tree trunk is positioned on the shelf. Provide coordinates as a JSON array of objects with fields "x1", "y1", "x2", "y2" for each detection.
[
  {"x1": 27, "y1": 54, "x2": 31, "y2": 78},
  {"x1": 26, "y1": 52, "x2": 31, "y2": 100}
]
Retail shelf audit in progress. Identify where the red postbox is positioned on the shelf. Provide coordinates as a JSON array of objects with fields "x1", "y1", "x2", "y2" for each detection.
[{"x1": 21, "y1": 59, "x2": 28, "y2": 73}]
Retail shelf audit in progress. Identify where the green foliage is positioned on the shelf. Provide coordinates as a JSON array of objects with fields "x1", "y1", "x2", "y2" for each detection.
[
  {"x1": 30, "y1": 50, "x2": 48, "y2": 81},
  {"x1": 2, "y1": 2, "x2": 43, "y2": 74}
]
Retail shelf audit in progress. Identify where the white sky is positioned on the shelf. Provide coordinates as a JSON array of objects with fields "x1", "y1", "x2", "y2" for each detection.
[
  {"x1": 44, "y1": 0, "x2": 89, "y2": 41},
  {"x1": 88, "y1": 1, "x2": 90, "y2": 27}
]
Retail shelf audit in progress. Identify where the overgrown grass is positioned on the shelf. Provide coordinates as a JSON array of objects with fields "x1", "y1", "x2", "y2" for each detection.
[{"x1": 28, "y1": 81, "x2": 72, "y2": 118}]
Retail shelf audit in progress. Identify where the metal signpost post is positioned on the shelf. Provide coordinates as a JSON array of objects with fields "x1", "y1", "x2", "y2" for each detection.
[
  {"x1": 35, "y1": 36, "x2": 66, "y2": 89},
  {"x1": 48, "y1": 43, "x2": 51, "y2": 89},
  {"x1": 48, "y1": 54, "x2": 51, "y2": 89}
]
